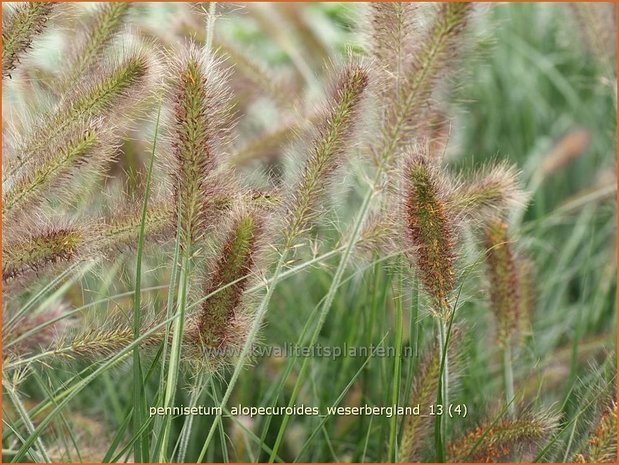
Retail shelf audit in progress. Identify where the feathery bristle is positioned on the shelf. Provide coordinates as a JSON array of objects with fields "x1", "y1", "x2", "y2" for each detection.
[
  {"x1": 451, "y1": 163, "x2": 523, "y2": 221},
  {"x1": 61, "y1": 3, "x2": 133, "y2": 86},
  {"x1": 283, "y1": 63, "x2": 368, "y2": 243},
  {"x1": 399, "y1": 329, "x2": 461, "y2": 462},
  {"x1": 54, "y1": 323, "x2": 167, "y2": 360},
  {"x1": 3, "y1": 121, "x2": 113, "y2": 223},
  {"x1": 574, "y1": 402, "x2": 617, "y2": 463},
  {"x1": 403, "y1": 152, "x2": 457, "y2": 311},
  {"x1": 3, "y1": 304, "x2": 73, "y2": 357},
  {"x1": 193, "y1": 208, "x2": 264, "y2": 353},
  {"x1": 166, "y1": 45, "x2": 232, "y2": 250},
  {"x1": 9, "y1": 49, "x2": 153, "y2": 178},
  {"x1": 211, "y1": 190, "x2": 281, "y2": 213},
  {"x1": 373, "y1": 2, "x2": 473, "y2": 168},
  {"x1": 3, "y1": 226, "x2": 84, "y2": 284},
  {"x1": 2, "y1": 2, "x2": 57, "y2": 78},
  {"x1": 448, "y1": 409, "x2": 559, "y2": 462},
  {"x1": 2, "y1": 205, "x2": 173, "y2": 290},
  {"x1": 484, "y1": 220, "x2": 520, "y2": 346},
  {"x1": 93, "y1": 203, "x2": 174, "y2": 250},
  {"x1": 354, "y1": 212, "x2": 399, "y2": 259},
  {"x1": 367, "y1": 3, "x2": 421, "y2": 90}
]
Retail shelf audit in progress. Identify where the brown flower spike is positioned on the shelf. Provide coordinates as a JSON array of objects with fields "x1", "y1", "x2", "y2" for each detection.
[
  {"x1": 403, "y1": 151, "x2": 457, "y2": 313},
  {"x1": 484, "y1": 220, "x2": 520, "y2": 346},
  {"x1": 166, "y1": 45, "x2": 231, "y2": 250}
]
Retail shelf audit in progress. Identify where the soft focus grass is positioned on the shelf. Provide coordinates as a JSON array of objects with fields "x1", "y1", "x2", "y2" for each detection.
[{"x1": 2, "y1": 2, "x2": 616, "y2": 463}]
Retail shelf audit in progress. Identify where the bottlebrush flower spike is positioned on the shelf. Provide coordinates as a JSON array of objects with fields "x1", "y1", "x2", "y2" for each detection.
[
  {"x1": 373, "y1": 2, "x2": 473, "y2": 169},
  {"x1": 484, "y1": 220, "x2": 520, "y2": 346},
  {"x1": 53, "y1": 321, "x2": 168, "y2": 360},
  {"x1": 399, "y1": 328, "x2": 461, "y2": 462},
  {"x1": 2, "y1": 224, "x2": 84, "y2": 285},
  {"x1": 8, "y1": 48, "x2": 154, "y2": 179},
  {"x1": 2, "y1": 120, "x2": 113, "y2": 223},
  {"x1": 164, "y1": 44, "x2": 232, "y2": 250},
  {"x1": 367, "y1": 3, "x2": 420, "y2": 93},
  {"x1": 402, "y1": 148, "x2": 458, "y2": 314},
  {"x1": 2, "y1": 205, "x2": 173, "y2": 290},
  {"x1": 2, "y1": 2, "x2": 57, "y2": 79},
  {"x1": 448, "y1": 409, "x2": 559, "y2": 462},
  {"x1": 188, "y1": 206, "x2": 265, "y2": 369},
  {"x1": 574, "y1": 402, "x2": 617, "y2": 463},
  {"x1": 283, "y1": 63, "x2": 368, "y2": 244},
  {"x1": 3, "y1": 304, "x2": 74, "y2": 357},
  {"x1": 451, "y1": 163, "x2": 524, "y2": 222},
  {"x1": 60, "y1": 3, "x2": 133, "y2": 86}
]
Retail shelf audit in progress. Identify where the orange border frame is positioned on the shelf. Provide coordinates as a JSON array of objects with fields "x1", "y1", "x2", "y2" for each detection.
[{"x1": 0, "y1": 1, "x2": 617, "y2": 464}]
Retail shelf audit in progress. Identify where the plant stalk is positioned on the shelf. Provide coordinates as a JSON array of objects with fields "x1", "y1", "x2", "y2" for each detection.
[{"x1": 503, "y1": 343, "x2": 516, "y2": 418}]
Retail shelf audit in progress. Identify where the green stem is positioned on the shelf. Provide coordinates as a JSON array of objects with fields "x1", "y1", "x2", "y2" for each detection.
[
  {"x1": 267, "y1": 188, "x2": 375, "y2": 463},
  {"x1": 388, "y1": 260, "x2": 404, "y2": 462},
  {"x1": 435, "y1": 316, "x2": 449, "y2": 462},
  {"x1": 157, "y1": 252, "x2": 190, "y2": 461},
  {"x1": 503, "y1": 343, "x2": 515, "y2": 418}
]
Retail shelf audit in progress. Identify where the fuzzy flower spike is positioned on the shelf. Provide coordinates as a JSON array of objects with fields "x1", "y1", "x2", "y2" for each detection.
[{"x1": 402, "y1": 147, "x2": 458, "y2": 317}]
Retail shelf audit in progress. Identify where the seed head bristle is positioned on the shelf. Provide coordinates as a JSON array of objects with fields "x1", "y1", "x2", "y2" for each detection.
[
  {"x1": 2, "y1": 2, "x2": 57, "y2": 79},
  {"x1": 198, "y1": 209, "x2": 263, "y2": 344},
  {"x1": 2, "y1": 203, "x2": 173, "y2": 291},
  {"x1": 574, "y1": 402, "x2": 617, "y2": 463},
  {"x1": 484, "y1": 220, "x2": 521, "y2": 347},
  {"x1": 399, "y1": 328, "x2": 461, "y2": 462},
  {"x1": 53, "y1": 323, "x2": 168, "y2": 360},
  {"x1": 448, "y1": 409, "x2": 559, "y2": 462},
  {"x1": 9, "y1": 49, "x2": 153, "y2": 179},
  {"x1": 2, "y1": 120, "x2": 114, "y2": 223},
  {"x1": 402, "y1": 151, "x2": 457, "y2": 312},
  {"x1": 3, "y1": 304, "x2": 73, "y2": 357},
  {"x1": 451, "y1": 163, "x2": 524, "y2": 222},
  {"x1": 93, "y1": 202, "x2": 175, "y2": 251},
  {"x1": 373, "y1": 2, "x2": 473, "y2": 169},
  {"x1": 354, "y1": 212, "x2": 399, "y2": 259},
  {"x1": 165, "y1": 44, "x2": 232, "y2": 250},
  {"x1": 366, "y1": 3, "x2": 421, "y2": 95},
  {"x1": 2, "y1": 225, "x2": 84, "y2": 285},
  {"x1": 187, "y1": 207, "x2": 265, "y2": 369},
  {"x1": 283, "y1": 63, "x2": 368, "y2": 244},
  {"x1": 60, "y1": 2, "x2": 133, "y2": 87}
]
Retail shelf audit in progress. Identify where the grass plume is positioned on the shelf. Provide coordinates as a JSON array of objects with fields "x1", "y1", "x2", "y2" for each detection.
[
  {"x1": 574, "y1": 402, "x2": 617, "y2": 463},
  {"x1": 447, "y1": 409, "x2": 559, "y2": 462},
  {"x1": 402, "y1": 150, "x2": 457, "y2": 314},
  {"x1": 399, "y1": 329, "x2": 461, "y2": 462},
  {"x1": 373, "y1": 2, "x2": 473, "y2": 169},
  {"x1": 187, "y1": 207, "x2": 265, "y2": 369},
  {"x1": 60, "y1": 3, "x2": 133, "y2": 86},
  {"x1": 8, "y1": 49, "x2": 153, "y2": 178},
  {"x1": 484, "y1": 220, "x2": 521, "y2": 346},
  {"x1": 2, "y1": 121, "x2": 113, "y2": 223},
  {"x1": 165, "y1": 45, "x2": 231, "y2": 251},
  {"x1": 2, "y1": 2, "x2": 56, "y2": 79},
  {"x1": 451, "y1": 163, "x2": 523, "y2": 222},
  {"x1": 283, "y1": 63, "x2": 368, "y2": 244}
]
